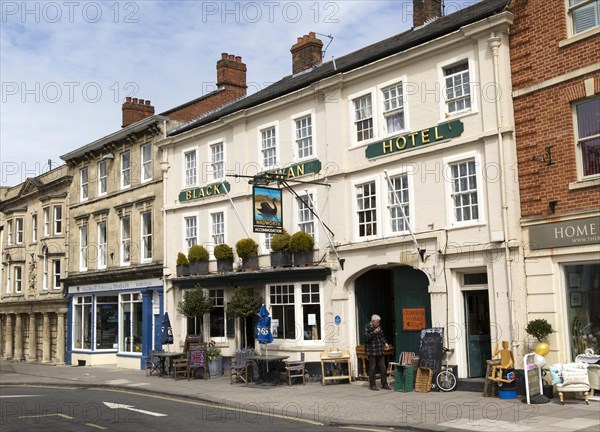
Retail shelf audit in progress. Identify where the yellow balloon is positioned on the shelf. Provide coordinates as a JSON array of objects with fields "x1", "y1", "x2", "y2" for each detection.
[{"x1": 535, "y1": 342, "x2": 550, "y2": 356}]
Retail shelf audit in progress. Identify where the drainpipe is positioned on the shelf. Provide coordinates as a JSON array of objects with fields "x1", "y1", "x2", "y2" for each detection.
[{"x1": 488, "y1": 32, "x2": 516, "y2": 349}]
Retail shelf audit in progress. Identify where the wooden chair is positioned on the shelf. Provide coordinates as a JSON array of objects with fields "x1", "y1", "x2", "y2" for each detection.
[
  {"x1": 145, "y1": 350, "x2": 164, "y2": 377},
  {"x1": 387, "y1": 351, "x2": 415, "y2": 383},
  {"x1": 172, "y1": 355, "x2": 190, "y2": 381},
  {"x1": 284, "y1": 353, "x2": 306, "y2": 386},
  {"x1": 230, "y1": 348, "x2": 254, "y2": 384}
]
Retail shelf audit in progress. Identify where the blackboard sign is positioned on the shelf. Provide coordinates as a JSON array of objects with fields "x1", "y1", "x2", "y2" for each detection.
[
  {"x1": 419, "y1": 327, "x2": 444, "y2": 374},
  {"x1": 189, "y1": 349, "x2": 207, "y2": 367}
]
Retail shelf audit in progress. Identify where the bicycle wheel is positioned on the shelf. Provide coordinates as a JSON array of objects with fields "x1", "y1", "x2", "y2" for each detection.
[{"x1": 436, "y1": 370, "x2": 457, "y2": 392}]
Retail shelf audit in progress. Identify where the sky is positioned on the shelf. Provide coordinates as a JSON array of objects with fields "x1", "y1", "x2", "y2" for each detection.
[{"x1": 0, "y1": 0, "x2": 478, "y2": 187}]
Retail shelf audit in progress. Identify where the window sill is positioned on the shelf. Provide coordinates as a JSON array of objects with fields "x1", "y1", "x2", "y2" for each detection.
[
  {"x1": 569, "y1": 177, "x2": 600, "y2": 190},
  {"x1": 441, "y1": 109, "x2": 478, "y2": 123},
  {"x1": 445, "y1": 220, "x2": 487, "y2": 231},
  {"x1": 559, "y1": 27, "x2": 600, "y2": 48}
]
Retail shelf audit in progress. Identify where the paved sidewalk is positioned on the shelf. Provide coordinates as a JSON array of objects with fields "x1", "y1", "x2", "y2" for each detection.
[{"x1": 1, "y1": 360, "x2": 598, "y2": 431}]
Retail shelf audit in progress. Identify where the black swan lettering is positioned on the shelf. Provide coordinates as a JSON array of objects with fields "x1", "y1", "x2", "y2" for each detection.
[{"x1": 257, "y1": 198, "x2": 277, "y2": 216}]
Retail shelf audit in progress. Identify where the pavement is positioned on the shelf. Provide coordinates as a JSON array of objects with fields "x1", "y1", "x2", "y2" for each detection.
[{"x1": 1, "y1": 360, "x2": 598, "y2": 432}]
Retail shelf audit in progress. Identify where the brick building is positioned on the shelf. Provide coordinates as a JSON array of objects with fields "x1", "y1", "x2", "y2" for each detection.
[{"x1": 510, "y1": 0, "x2": 600, "y2": 361}]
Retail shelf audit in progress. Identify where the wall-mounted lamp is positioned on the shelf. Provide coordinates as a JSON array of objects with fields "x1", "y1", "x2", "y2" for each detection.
[
  {"x1": 102, "y1": 153, "x2": 115, "y2": 160},
  {"x1": 531, "y1": 146, "x2": 554, "y2": 166},
  {"x1": 548, "y1": 200, "x2": 558, "y2": 214}
]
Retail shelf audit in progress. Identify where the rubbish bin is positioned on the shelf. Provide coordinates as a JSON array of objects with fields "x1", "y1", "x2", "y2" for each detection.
[{"x1": 394, "y1": 366, "x2": 414, "y2": 392}]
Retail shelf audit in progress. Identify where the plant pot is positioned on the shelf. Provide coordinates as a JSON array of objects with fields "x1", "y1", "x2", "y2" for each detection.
[
  {"x1": 293, "y1": 251, "x2": 313, "y2": 266},
  {"x1": 208, "y1": 357, "x2": 223, "y2": 377},
  {"x1": 217, "y1": 259, "x2": 233, "y2": 273},
  {"x1": 189, "y1": 261, "x2": 209, "y2": 275},
  {"x1": 176, "y1": 264, "x2": 190, "y2": 277},
  {"x1": 241, "y1": 256, "x2": 259, "y2": 271},
  {"x1": 542, "y1": 384, "x2": 554, "y2": 399},
  {"x1": 270, "y1": 251, "x2": 292, "y2": 268}
]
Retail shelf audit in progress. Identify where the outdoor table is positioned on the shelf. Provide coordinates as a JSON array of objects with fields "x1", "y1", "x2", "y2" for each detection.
[
  {"x1": 250, "y1": 354, "x2": 289, "y2": 384},
  {"x1": 154, "y1": 352, "x2": 186, "y2": 377},
  {"x1": 320, "y1": 350, "x2": 352, "y2": 385}
]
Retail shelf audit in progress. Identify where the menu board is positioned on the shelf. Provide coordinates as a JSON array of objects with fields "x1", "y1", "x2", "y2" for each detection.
[
  {"x1": 524, "y1": 353, "x2": 542, "y2": 404},
  {"x1": 418, "y1": 327, "x2": 444, "y2": 374}
]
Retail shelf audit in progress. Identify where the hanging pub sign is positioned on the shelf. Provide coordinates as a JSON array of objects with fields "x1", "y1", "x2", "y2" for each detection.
[
  {"x1": 365, "y1": 120, "x2": 464, "y2": 159},
  {"x1": 179, "y1": 181, "x2": 231, "y2": 203},
  {"x1": 253, "y1": 186, "x2": 283, "y2": 234}
]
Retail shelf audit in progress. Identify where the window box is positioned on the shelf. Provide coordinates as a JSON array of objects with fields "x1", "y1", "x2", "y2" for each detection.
[
  {"x1": 217, "y1": 259, "x2": 233, "y2": 273},
  {"x1": 271, "y1": 250, "x2": 293, "y2": 268}
]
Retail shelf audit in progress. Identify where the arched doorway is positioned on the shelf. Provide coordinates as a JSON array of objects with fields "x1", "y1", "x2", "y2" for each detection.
[{"x1": 355, "y1": 266, "x2": 430, "y2": 354}]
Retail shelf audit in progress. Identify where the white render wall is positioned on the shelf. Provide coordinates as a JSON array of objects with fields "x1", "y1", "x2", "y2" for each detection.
[{"x1": 159, "y1": 13, "x2": 523, "y2": 376}]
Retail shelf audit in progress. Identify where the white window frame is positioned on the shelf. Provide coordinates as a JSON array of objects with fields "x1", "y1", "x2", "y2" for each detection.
[
  {"x1": 258, "y1": 122, "x2": 279, "y2": 169},
  {"x1": 120, "y1": 216, "x2": 131, "y2": 266},
  {"x1": 141, "y1": 143, "x2": 152, "y2": 183},
  {"x1": 140, "y1": 211, "x2": 152, "y2": 262},
  {"x1": 121, "y1": 151, "x2": 131, "y2": 189},
  {"x1": 6, "y1": 220, "x2": 12, "y2": 245},
  {"x1": 43, "y1": 207, "x2": 50, "y2": 237},
  {"x1": 72, "y1": 295, "x2": 93, "y2": 351},
  {"x1": 14, "y1": 265, "x2": 22, "y2": 294},
  {"x1": 98, "y1": 160, "x2": 107, "y2": 196},
  {"x1": 573, "y1": 96, "x2": 600, "y2": 180},
  {"x1": 293, "y1": 189, "x2": 318, "y2": 246},
  {"x1": 79, "y1": 226, "x2": 88, "y2": 271},
  {"x1": 98, "y1": 221, "x2": 107, "y2": 270},
  {"x1": 184, "y1": 215, "x2": 198, "y2": 250},
  {"x1": 6, "y1": 259, "x2": 11, "y2": 294},
  {"x1": 208, "y1": 139, "x2": 225, "y2": 182},
  {"x1": 351, "y1": 176, "x2": 381, "y2": 241},
  {"x1": 262, "y1": 233, "x2": 274, "y2": 254},
  {"x1": 438, "y1": 54, "x2": 478, "y2": 121},
  {"x1": 208, "y1": 288, "x2": 227, "y2": 342},
  {"x1": 210, "y1": 209, "x2": 226, "y2": 250},
  {"x1": 183, "y1": 148, "x2": 198, "y2": 187},
  {"x1": 52, "y1": 259, "x2": 61, "y2": 290},
  {"x1": 382, "y1": 168, "x2": 414, "y2": 237},
  {"x1": 377, "y1": 77, "x2": 409, "y2": 138},
  {"x1": 349, "y1": 89, "x2": 377, "y2": 146},
  {"x1": 80, "y1": 167, "x2": 89, "y2": 201},
  {"x1": 443, "y1": 151, "x2": 486, "y2": 228},
  {"x1": 15, "y1": 217, "x2": 23, "y2": 244},
  {"x1": 31, "y1": 214, "x2": 37, "y2": 243},
  {"x1": 42, "y1": 246, "x2": 48, "y2": 291},
  {"x1": 567, "y1": 0, "x2": 600, "y2": 35},
  {"x1": 267, "y1": 282, "x2": 324, "y2": 345},
  {"x1": 291, "y1": 110, "x2": 315, "y2": 161},
  {"x1": 53, "y1": 205, "x2": 62, "y2": 235},
  {"x1": 119, "y1": 292, "x2": 143, "y2": 354}
]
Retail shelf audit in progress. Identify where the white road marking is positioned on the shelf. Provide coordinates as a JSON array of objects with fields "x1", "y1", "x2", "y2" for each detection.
[{"x1": 103, "y1": 401, "x2": 168, "y2": 417}]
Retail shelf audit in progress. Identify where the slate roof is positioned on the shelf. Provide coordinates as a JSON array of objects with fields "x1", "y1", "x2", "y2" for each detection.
[{"x1": 169, "y1": 0, "x2": 511, "y2": 137}]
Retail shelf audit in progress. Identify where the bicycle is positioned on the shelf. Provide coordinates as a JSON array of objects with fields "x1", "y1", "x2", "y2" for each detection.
[{"x1": 435, "y1": 347, "x2": 457, "y2": 392}]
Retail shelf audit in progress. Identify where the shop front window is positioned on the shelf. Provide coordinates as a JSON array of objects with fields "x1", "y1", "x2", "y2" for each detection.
[
  {"x1": 565, "y1": 263, "x2": 600, "y2": 359},
  {"x1": 96, "y1": 296, "x2": 118, "y2": 349},
  {"x1": 120, "y1": 293, "x2": 143, "y2": 353},
  {"x1": 73, "y1": 296, "x2": 92, "y2": 349}
]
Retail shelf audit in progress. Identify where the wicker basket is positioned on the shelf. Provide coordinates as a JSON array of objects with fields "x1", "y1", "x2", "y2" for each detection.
[{"x1": 415, "y1": 367, "x2": 433, "y2": 393}]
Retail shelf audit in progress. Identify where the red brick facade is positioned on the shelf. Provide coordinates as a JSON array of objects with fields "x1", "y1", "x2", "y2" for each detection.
[{"x1": 510, "y1": 0, "x2": 600, "y2": 219}]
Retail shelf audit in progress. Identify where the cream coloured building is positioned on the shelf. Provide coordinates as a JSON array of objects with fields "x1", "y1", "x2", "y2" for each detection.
[{"x1": 158, "y1": 0, "x2": 524, "y2": 379}]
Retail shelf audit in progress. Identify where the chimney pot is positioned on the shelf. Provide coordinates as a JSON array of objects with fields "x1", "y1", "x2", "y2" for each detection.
[
  {"x1": 309, "y1": 31, "x2": 316, "y2": 38},
  {"x1": 235, "y1": 56, "x2": 241, "y2": 62},
  {"x1": 139, "y1": 99, "x2": 145, "y2": 104},
  {"x1": 132, "y1": 98, "x2": 138, "y2": 104},
  {"x1": 297, "y1": 37, "x2": 303, "y2": 43},
  {"x1": 221, "y1": 53, "x2": 228, "y2": 59},
  {"x1": 126, "y1": 96, "x2": 132, "y2": 102},
  {"x1": 228, "y1": 54, "x2": 235, "y2": 60},
  {"x1": 145, "y1": 100, "x2": 151, "y2": 105}
]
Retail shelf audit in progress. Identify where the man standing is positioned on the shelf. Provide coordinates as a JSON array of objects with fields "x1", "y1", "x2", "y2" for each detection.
[{"x1": 364, "y1": 314, "x2": 391, "y2": 390}]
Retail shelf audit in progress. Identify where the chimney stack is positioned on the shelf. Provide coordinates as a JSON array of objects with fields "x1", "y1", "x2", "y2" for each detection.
[
  {"x1": 216, "y1": 53, "x2": 247, "y2": 98},
  {"x1": 413, "y1": 0, "x2": 442, "y2": 27},
  {"x1": 291, "y1": 32, "x2": 323, "y2": 75},
  {"x1": 122, "y1": 97, "x2": 155, "y2": 128}
]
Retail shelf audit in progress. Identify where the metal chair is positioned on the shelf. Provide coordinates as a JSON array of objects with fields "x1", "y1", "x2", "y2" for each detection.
[
  {"x1": 172, "y1": 355, "x2": 190, "y2": 381},
  {"x1": 230, "y1": 348, "x2": 254, "y2": 384},
  {"x1": 145, "y1": 349, "x2": 164, "y2": 377},
  {"x1": 284, "y1": 352, "x2": 306, "y2": 386}
]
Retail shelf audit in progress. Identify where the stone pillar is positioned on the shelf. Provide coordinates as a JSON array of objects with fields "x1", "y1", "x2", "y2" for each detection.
[
  {"x1": 0, "y1": 314, "x2": 4, "y2": 359},
  {"x1": 27, "y1": 313, "x2": 37, "y2": 362},
  {"x1": 42, "y1": 313, "x2": 51, "y2": 363},
  {"x1": 55, "y1": 312, "x2": 66, "y2": 365},
  {"x1": 4, "y1": 314, "x2": 14, "y2": 359},
  {"x1": 14, "y1": 314, "x2": 23, "y2": 361}
]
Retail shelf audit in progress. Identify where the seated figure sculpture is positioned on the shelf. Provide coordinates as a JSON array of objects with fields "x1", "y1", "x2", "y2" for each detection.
[{"x1": 488, "y1": 340, "x2": 515, "y2": 385}]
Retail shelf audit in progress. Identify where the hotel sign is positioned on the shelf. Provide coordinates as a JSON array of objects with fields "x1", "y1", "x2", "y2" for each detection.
[
  {"x1": 179, "y1": 181, "x2": 231, "y2": 203},
  {"x1": 529, "y1": 216, "x2": 600, "y2": 249},
  {"x1": 365, "y1": 120, "x2": 464, "y2": 159}
]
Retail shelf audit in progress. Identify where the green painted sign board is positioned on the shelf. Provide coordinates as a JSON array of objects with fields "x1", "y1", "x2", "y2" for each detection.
[
  {"x1": 259, "y1": 159, "x2": 322, "y2": 181},
  {"x1": 365, "y1": 120, "x2": 464, "y2": 159},
  {"x1": 179, "y1": 181, "x2": 231, "y2": 203}
]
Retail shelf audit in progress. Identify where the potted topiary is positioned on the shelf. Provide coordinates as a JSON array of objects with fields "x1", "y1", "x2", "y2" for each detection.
[
  {"x1": 270, "y1": 229, "x2": 292, "y2": 268},
  {"x1": 207, "y1": 342, "x2": 223, "y2": 377},
  {"x1": 236, "y1": 238, "x2": 259, "y2": 271},
  {"x1": 289, "y1": 231, "x2": 315, "y2": 266},
  {"x1": 225, "y1": 287, "x2": 262, "y2": 349},
  {"x1": 188, "y1": 244, "x2": 209, "y2": 275},
  {"x1": 177, "y1": 284, "x2": 214, "y2": 341},
  {"x1": 176, "y1": 252, "x2": 190, "y2": 277},
  {"x1": 214, "y1": 243, "x2": 234, "y2": 273}
]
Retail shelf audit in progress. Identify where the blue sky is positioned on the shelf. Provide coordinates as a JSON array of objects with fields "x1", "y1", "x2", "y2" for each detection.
[{"x1": 1, "y1": 0, "x2": 478, "y2": 187}]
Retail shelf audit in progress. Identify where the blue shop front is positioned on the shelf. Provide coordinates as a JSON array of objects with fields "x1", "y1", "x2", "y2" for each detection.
[{"x1": 66, "y1": 277, "x2": 164, "y2": 369}]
